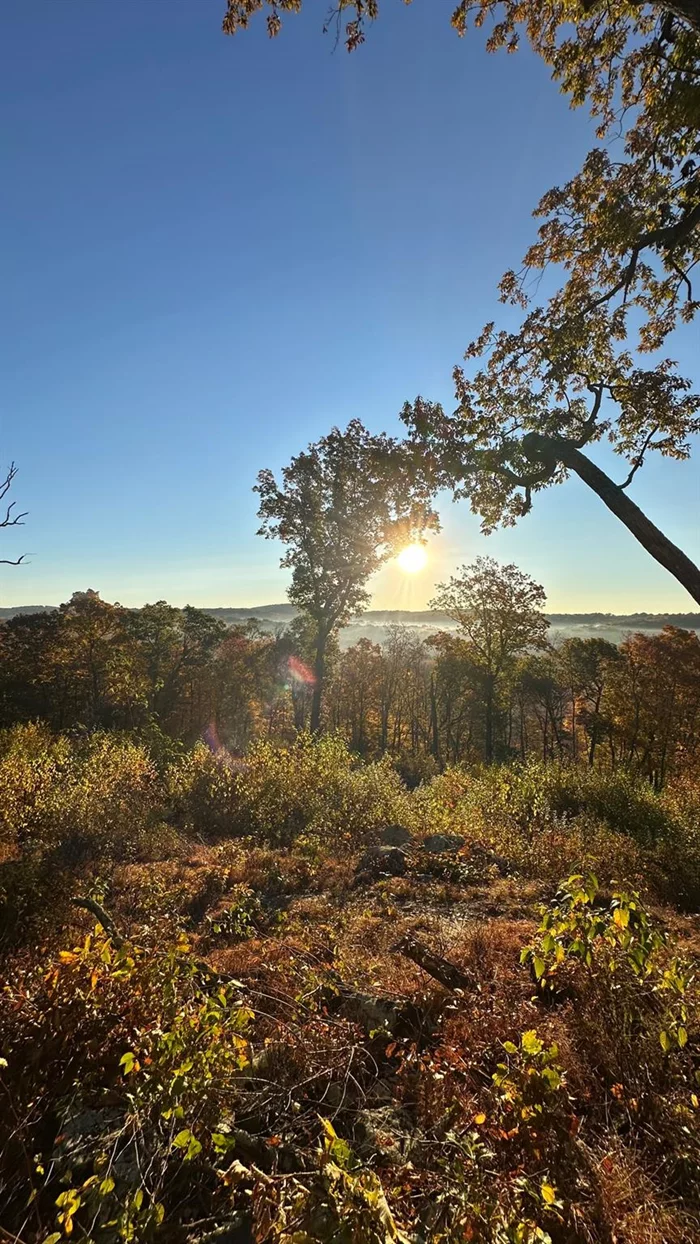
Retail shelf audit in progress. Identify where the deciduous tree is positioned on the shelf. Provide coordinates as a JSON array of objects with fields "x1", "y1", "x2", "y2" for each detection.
[
  {"x1": 605, "y1": 625, "x2": 700, "y2": 783},
  {"x1": 255, "y1": 420, "x2": 437, "y2": 733},
  {"x1": 555, "y1": 636, "x2": 620, "y2": 766},
  {"x1": 430, "y1": 557, "x2": 549, "y2": 761}
]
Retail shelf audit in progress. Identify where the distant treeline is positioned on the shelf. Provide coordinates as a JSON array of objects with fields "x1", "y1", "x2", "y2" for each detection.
[{"x1": 1, "y1": 603, "x2": 699, "y2": 629}]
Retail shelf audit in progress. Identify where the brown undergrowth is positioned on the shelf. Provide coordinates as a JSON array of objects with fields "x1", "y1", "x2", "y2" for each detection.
[{"x1": 2, "y1": 731, "x2": 700, "y2": 1241}]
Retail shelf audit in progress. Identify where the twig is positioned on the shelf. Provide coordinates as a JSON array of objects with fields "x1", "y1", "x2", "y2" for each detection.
[{"x1": 71, "y1": 896, "x2": 241, "y2": 988}]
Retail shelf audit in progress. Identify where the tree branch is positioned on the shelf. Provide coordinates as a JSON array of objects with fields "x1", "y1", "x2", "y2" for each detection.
[
  {"x1": 582, "y1": 197, "x2": 700, "y2": 316},
  {"x1": 573, "y1": 382, "x2": 605, "y2": 446},
  {"x1": 669, "y1": 255, "x2": 695, "y2": 302},
  {"x1": 522, "y1": 431, "x2": 700, "y2": 603},
  {"x1": 619, "y1": 425, "x2": 660, "y2": 489},
  {"x1": 392, "y1": 934, "x2": 476, "y2": 992},
  {"x1": 71, "y1": 896, "x2": 125, "y2": 948},
  {"x1": 0, "y1": 463, "x2": 26, "y2": 564},
  {"x1": 0, "y1": 501, "x2": 28, "y2": 529}
]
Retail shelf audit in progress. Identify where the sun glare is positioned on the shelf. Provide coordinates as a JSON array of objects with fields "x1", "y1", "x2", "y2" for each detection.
[{"x1": 397, "y1": 543, "x2": 428, "y2": 574}]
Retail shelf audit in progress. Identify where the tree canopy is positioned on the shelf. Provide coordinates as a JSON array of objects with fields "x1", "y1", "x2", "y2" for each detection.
[{"x1": 430, "y1": 556, "x2": 549, "y2": 759}]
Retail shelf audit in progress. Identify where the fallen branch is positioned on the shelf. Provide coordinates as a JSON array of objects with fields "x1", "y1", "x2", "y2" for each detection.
[
  {"x1": 71, "y1": 896, "x2": 124, "y2": 948},
  {"x1": 71, "y1": 896, "x2": 239, "y2": 989},
  {"x1": 393, "y1": 935, "x2": 475, "y2": 993}
]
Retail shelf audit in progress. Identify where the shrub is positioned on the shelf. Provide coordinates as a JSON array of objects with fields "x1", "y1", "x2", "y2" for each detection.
[
  {"x1": 0, "y1": 728, "x2": 169, "y2": 949},
  {"x1": 0, "y1": 926, "x2": 254, "y2": 1243},
  {"x1": 523, "y1": 875, "x2": 696, "y2": 1053},
  {"x1": 0, "y1": 726, "x2": 161, "y2": 861},
  {"x1": 165, "y1": 742, "x2": 241, "y2": 836},
  {"x1": 391, "y1": 749, "x2": 439, "y2": 790},
  {"x1": 411, "y1": 761, "x2": 698, "y2": 895},
  {"x1": 653, "y1": 776, "x2": 700, "y2": 909},
  {"x1": 167, "y1": 733, "x2": 412, "y2": 846}
]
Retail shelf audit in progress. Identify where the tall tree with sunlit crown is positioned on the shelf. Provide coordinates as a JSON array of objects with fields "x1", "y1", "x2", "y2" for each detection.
[{"x1": 255, "y1": 419, "x2": 437, "y2": 733}]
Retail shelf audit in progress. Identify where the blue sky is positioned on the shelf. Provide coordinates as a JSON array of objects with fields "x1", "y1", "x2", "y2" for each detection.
[{"x1": 2, "y1": 1, "x2": 698, "y2": 612}]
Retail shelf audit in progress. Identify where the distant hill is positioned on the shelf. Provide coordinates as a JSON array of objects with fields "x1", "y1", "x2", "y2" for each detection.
[
  {"x1": 1, "y1": 603, "x2": 699, "y2": 648},
  {"x1": 0, "y1": 606, "x2": 57, "y2": 617}
]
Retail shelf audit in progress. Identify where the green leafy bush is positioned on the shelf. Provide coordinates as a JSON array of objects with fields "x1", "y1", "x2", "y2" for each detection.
[
  {"x1": 0, "y1": 727, "x2": 177, "y2": 949},
  {"x1": 411, "y1": 760, "x2": 698, "y2": 895},
  {"x1": 1, "y1": 925, "x2": 254, "y2": 1243},
  {"x1": 203, "y1": 885, "x2": 265, "y2": 942},
  {"x1": 523, "y1": 874, "x2": 696, "y2": 1057},
  {"x1": 167, "y1": 733, "x2": 412, "y2": 846},
  {"x1": 0, "y1": 726, "x2": 161, "y2": 861}
]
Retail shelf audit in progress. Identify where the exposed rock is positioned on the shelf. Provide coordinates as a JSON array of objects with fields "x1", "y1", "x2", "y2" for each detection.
[
  {"x1": 366, "y1": 1077, "x2": 396, "y2": 1106},
  {"x1": 52, "y1": 1105, "x2": 142, "y2": 1196},
  {"x1": 191, "y1": 1219, "x2": 254, "y2": 1239},
  {"x1": 423, "y1": 833, "x2": 465, "y2": 854},
  {"x1": 356, "y1": 844, "x2": 407, "y2": 878},
  {"x1": 470, "y1": 842, "x2": 513, "y2": 876},
  {"x1": 321, "y1": 1081, "x2": 345, "y2": 1108},
  {"x1": 378, "y1": 824, "x2": 412, "y2": 847},
  {"x1": 54, "y1": 1106, "x2": 129, "y2": 1170},
  {"x1": 338, "y1": 990, "x2": 401, "y2": 1034},
  {"x1": 190, "y1": 1219, "x2": 253, "y2": 1244},
  {"x1": 353, "y1": 1104, "x2": 421, "y2": 1165}
]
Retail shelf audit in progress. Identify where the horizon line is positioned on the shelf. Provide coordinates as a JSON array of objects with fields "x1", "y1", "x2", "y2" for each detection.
[{"x1": 1, "y1": 601, "x2": 699, "y2": 621}]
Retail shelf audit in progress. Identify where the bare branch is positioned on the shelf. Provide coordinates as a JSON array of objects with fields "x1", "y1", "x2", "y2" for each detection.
[
  {"x1": 0, "y1": 465, "x2": 15, "y2": 503},
  {"x1": 0, "y1": 462, "x2": 27, "y2": 564},
  {"x1": 620, "y1": 424, "x2": 660, "y2": 489},
  {"x1": 1, "y1": 500, "x2": 28, "y2": 529},
  {"x1": 72, "y1": 896, "x2": 125, "y2": 948}
]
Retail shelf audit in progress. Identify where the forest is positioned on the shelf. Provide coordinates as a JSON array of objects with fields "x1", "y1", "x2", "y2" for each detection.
[
  {"x1": 1, "y1": 584, "x2": 699, "y2": 785},
  {"x1": 3, "y1": 1, "x2": 700, "y2": 1243}
]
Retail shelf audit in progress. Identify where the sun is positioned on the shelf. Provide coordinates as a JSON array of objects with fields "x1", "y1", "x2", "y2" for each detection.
[{"x1": 397, "y1": 543, "x2": 428, "y2": 574}]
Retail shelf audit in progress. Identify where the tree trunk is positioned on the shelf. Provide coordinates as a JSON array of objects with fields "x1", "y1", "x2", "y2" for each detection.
[
  {"x1": 380, "y1": 702, "x2": 389, "y2": 752},
  {"x1": 524, "y1": 434, "x2": 700, "y2": 605},
  {"x1": 661, "y1": 1, "x2": 700, "y2": 35},
  {"x1": 310, "y1": 629, "x2": 327, "y2": 735},
  {"x1": 519, "y1": 694, "x2": 527, "y2": 762},
  {"x1": 484, "y1": 673, "x2": 495, "y2": 763},
  {"x1": 393, "y1": 935, "x2": 475, "y2": 992},
  {"x1": 429, "y1": 673, "x2": 440, "y2": 764},
  {"x1": 588, "y1": 687, "x2": 604, "y2": 768}
]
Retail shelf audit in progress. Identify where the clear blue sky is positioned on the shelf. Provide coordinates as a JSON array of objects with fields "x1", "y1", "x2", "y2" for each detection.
[{"x1": 2, "y1": 1, "x2": 698, "y2": 612}]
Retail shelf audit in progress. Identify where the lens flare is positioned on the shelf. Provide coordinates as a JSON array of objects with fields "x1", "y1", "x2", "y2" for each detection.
[
  {"x1": 397, "y1": 543, "x2": 428, "y2": 574},
  {"x1": 203, "y1": 723, "x2": 247, "y2": 771},
  {"x1": 287, "y1": 655, "x2": 316, "y2": 685}
]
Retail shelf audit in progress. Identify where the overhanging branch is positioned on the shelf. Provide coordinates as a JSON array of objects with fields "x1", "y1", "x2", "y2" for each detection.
[{"x1": 521, "y1": 431, "x2": 700, "y2": 603}]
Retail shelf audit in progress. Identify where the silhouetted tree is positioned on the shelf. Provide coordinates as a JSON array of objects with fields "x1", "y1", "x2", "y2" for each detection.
[
  {"x1": 226, "y1": 0, "x2": 700, "y2": 599},
  {"x1": 255, "y1": 420, "x2": 437, "y2": 733}
]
